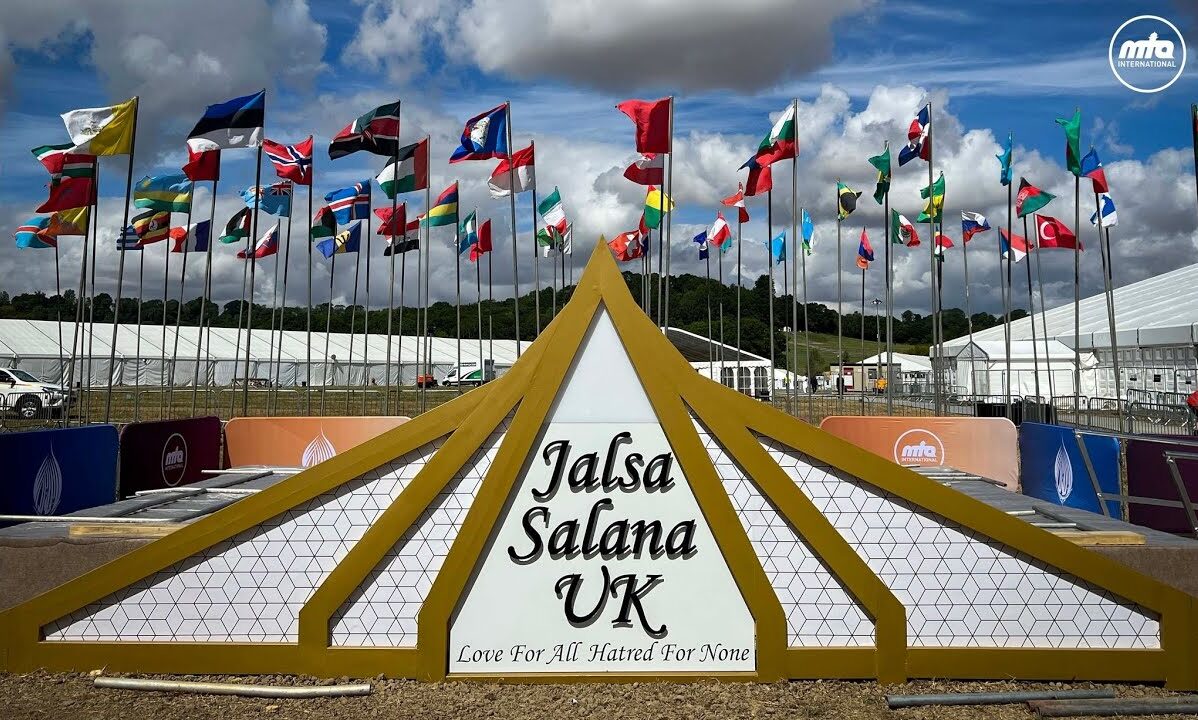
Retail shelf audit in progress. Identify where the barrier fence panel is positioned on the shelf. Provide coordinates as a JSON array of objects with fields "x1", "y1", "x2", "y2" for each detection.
[
  {"x1": 0, "y1": 424, "x2": 118, "y2": 519},
  {"x1": 1018, "y1": 422, "x2": 1122, "y2": 518}
]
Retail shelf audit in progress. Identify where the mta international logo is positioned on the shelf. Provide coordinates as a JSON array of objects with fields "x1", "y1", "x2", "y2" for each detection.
[
  {"x1": 892, "y1": 429, "x2": 944, "y2": 468},
  {"x1": 1109, "y1": 15, "x2": 1187, "y2": 93}
]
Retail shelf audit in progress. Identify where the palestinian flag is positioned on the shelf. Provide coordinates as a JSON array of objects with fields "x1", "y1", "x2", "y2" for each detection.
[
  {"x1": 867, "y1": 144, "x2": 891, "y2": 204},
  {"x1": 836, "y1": 182, "x2": 861, "y2": 220},
  {"x1": 328, "y1": 101, "x2": 401, "y2": 160},
  {"x1": 642, "y1": 186, "x2": 674, "y2": 229},
  {"x1": 1016, "y1": 178, "x2": 1054, "y2": 218},
  {"x1": 221, "y1": 207, "x2": 252, "y2": 244},
  {"x1": 754, "y1": 104, "x2": 797, "y2": 166},
  {"x1": 890, "y1": 209, "x2": 919, "y2": 246},
  {"x1": 376, "y1": 138, "x2": 429, "y2": 198},
  {"x1": 31, "y1": 144, "x2": 95, "y2": 183},
  {"x1": 310, "y1": 205, "x2": 337, "y2": 239}
]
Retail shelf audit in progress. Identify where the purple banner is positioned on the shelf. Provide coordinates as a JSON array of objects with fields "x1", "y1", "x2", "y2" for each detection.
[
  {"x1": 118, "y1": 416, "x2": 223, "y2": 496},
  {"x1": 1125, "y1": 436, "x2": 1198, "y2": 535}
]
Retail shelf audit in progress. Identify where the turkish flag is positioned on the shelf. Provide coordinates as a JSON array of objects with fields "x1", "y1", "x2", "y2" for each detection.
[
  {"x1": 1034, "y1": 214, "x2": 1081, "y2": 250},
  {"x1": 616, "y1": 97, "x2": 672, "y2": 153}
]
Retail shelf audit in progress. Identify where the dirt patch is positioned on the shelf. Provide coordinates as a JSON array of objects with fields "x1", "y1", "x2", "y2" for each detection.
[{"x1": 3, "y1": 672, "x2": 1195, "y2": 720}]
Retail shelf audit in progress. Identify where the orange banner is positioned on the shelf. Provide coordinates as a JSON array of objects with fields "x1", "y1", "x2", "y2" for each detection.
[
  {"x1": 819, "y1": 416, "x2": 1019, "y2": 490},
  {"x1": 224, "y1": 416, "x2": 409, "y2": 468}
]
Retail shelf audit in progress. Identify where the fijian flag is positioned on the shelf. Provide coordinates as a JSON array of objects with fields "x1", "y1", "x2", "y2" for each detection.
[
  {"x1": 898, "y1": 105, "x2": 930, "y2": 166},
  {"x1": 186, "y1": 90, "x2": 265, "y2": 152},
  {"x1": 329, "y1": 102, "x2": 401, "y2": 160}
]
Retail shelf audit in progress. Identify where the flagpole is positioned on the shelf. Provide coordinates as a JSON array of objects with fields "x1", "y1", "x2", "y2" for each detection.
[
  {"x1": 397, "y1": 240, "x2": 407, "y2": 413},
  {"x1": 780, "y1": 200, "x2": 789, "y2": 412},
  {"x1": 767, "y1": 188, "x2": 775, "y2": 404},
  {"x1": 800, "y1": 206, "x2": 813, "y2": 420},
  {"x1": 736, "y1": 214, "x2": 742, "y2": 395},
  {"x1": 104, "y1": 96, "x2": 139, "y2": 424},
  {"x1": 860, "y1": 262, "x2": 866, "y2": 415},
  {"x1": 789, "y1": 99, "x2": 800, "y2": 417},
  {"x1": 1100, "y1": 216, "x2": 1124, "y2": 431},
  {"x1": 346, "y1": 227, "x2": 362, "y2": 416},
  {"x1": 422, "y1": 187, "x2": 432, "y2": 414},
  {"x1": 417, "y1": 180, "x2": 430, "y2": 415},
  {"x1": 476, "y1": 244, "x2": 484, "y2": 381},
  {"x1": 705, "y1": 242, "x2": 712, "y2": 381},
  {"x1": 836, "y1": 180, "x2": 844, "y2": 414},
  {"x1": 274, "y1": 201, "x2": 294, "y2": 413},
  {"x1": 504, "y1": 101, "x2": 522, "y2": 357},
  {"x1": 1032, "y1": 226, "x2": 1056, "y2": 404},
  {"x1": 158, "y1": 216, "x2": 171, "y2": 418},
  {"x1": 664, "y1": 95, "x2": 675, "y2": 332},
  {"x1": 384, "y1": 128, "x2": 399, "y2": 415},
  {"x1": 52, "y1": 242, "x2": 64, "y2": 424},
  {"x1": 530, "y1": 141, "x2": 541, "y2": 335},
  {"x1": 455, "y1": 212, "x2": 463, "y2": 397},
  {"x1": 924, "y1": 101, "x2": 940, "y2": 414},
  {"x1": 656, "y1": 223, "x2": 663, "y2": 328},
  {"x1": 361, "y1": 187, "x2": 373, "y2": 414},
  {"x1": 321, "y1": 252, "x2": 335, "y2": 416},
  {"x1": 266, "y1": 211, "x2": 282, "y2": 413},
  {"x1": 883, "y1": 142, "x2": 894, "y2": 414},
  {"x1": 1003, "y1": 137, "x2": 1013, "y2": 416},
  {"x1": 229, "y1": 240, "x2": 249, "y2": 419},
  {"x1": 168, "y1": 186, "x2": 194, "y2": 416},
  {"x1": 962, "y1": 215, "x2": 978, "y2": 398},
  {"x1": 193, "y1": 178, "x2": 218, "y2": 414},
  {"x1": 718, "y1": 231, "x2": 725, "y2": 381},
  {"x1": 305, "y1": 160, "x2": 314, "y2": 414},
  {"x1": 62, "y1": 170, "x2": 95, "y2": 426},
  {"x1": 241, "y1": 142, "x2": 265, "y2": 416},
  {"x1": 1022, "y1": 216, "x2": 1042, "y2": 403},
  {"x1": 487, "y1": 247, "x2": 494, "y2": 373},
  {"x1": 134, "y1": 247, "x2": 145, "y2": 421},
  {"x1": 84, "y1": 161, "x2": 101, "y2": 424},
  {"x1": 1192, "y1": 104, "x2": 1198, "y2": 226},
  {"x1": 1073, "y1": 146, "x2": 1082, "y2": 417}
]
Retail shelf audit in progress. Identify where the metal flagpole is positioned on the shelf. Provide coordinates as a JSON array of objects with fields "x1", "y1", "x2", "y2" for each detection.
[
  {"x1": 345, "y1": 229, "x2": 361, "y2": 416},
  {"x1": 718, "y1": 234, "x2": 725, "y2": 381},
  {"x1": 664, "y1": 96, "x2": 675, "y2": 331},
  {"x1": 735, "y1": 214, "x2": 742, "y2": 395},
  {"x1": 62, "y1": 179, "x2": 93, "y2": 426},
  {"x1": 476, "y1": 247, "x2": 483, "y2": 378},
  {"x1": 229, "y1": 239, "x2": 249, "y2": 419},
  {"x1": 167, "y1": 188, "x2": 194, "y2": 415},
  {"x1": 767, "y1": 189, "x2": 775, "y2": 404},
  {"x1": 273, "y1": 203, "x2": 294, "y2": 413},
  {"x1": 321, "y1": 252, "x2": 336, "y2": 416},
  {"x1": 705, "y1": 243, "x2": 712, "y2": 380},
  {"x1": 656, "y1": 225, "x2": 663, "y2": 328},
  {"x1": 780, "y1": 204, "x2": 789, "y2": 412},
  {"x1": 384, "y1": 184, "x2": 399, "y2": 416},
  {"x1": 266, "y1": 209, "x2": 282, "y2": 413},
  {"x1": 417, "y1": 179, "x2": 430, "y2": 415},
  {"x1": 789, "y1": 101, "x2": 800, "y2": 416},
  {"x1": 962, "y1": 214, "x2": 979, "y2": 397},
  {"x1": 1073, "y1": 168, "x2": 1082, "y2": 417},
  {"x1": 421, "y1": 188, "x2": 432, "y2": 414},
  {"x1": 860, "y1": 263, "x2": 866, "y2": 414},
  {"x1": 487, "y1": 249, "x2": 494, "y2": 372},
  {"x1": 52, "y1": 243, "x2": 64, "y2": 425},
  {"x1": 530, "y1": 140, "x2": 541, "y2": 335},
  {"x1": 306, "y1": 158, "x2": 314, "y2": 414},
  {"x1": 159, "y1": 214, "x2": 171, "y2": 418},
  {"x1": 925, "y1": 101, "x2": 939, "y2": 414},
  {"x1": 883, "y1": 142, "x2": 894, "y2": 414},
  {"x1": 84, "y1": 161, "x2": 101, "y2": 424},
  {"x1": 1032, "y1": 225, "x2": 1056, "y2": 404},
  {"x1": 455, "y1": 211, "x2": 463, "y2": 397},
  {"x1": 397, "y1": 241, "x2": 407, "y2": 413},
  {"x1": 241, "y1": 143, "x2": 265, "y2": 415},
  {"x1": 800, "y1": 206, "x2": 812, "y2": 420},
  {"x1": 1004, "y1": 142, "x2": 1013, "y2": 415},
  {"x1": 204, "y1": 255, "x2": 214, "y2": 416},
  {"x1": 1022, "y1": 215, "x2": 1042, "y2": 403},
  {"x1": 134, "y1": 248, "x2": 145, "y2": 421},
  {"x1": 836, "y1": 181, "x2": 844, "y2": 414},
  {"x1": 1100, "y1": 218, "x2": 1124, "y2": 431},
  {"x1": 193, "y1": 178, "x2": 218, "y2": 414},
  {"x1": 361, "y1": 187, "x2": 373, "y2": 415},
  {"x1": 104, "y1": 96, "x2": 139, "y2": 424},
  {"x1": 504, "y1": 101, "x2": 522, "y2": 357}
]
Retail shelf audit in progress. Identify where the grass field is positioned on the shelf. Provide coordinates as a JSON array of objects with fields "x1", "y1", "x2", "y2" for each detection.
[{"x1": 785, "y1": 331, "x2": 929, "y2": 373}]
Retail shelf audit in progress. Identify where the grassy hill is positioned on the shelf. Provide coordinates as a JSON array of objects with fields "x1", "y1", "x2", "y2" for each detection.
[{"x1": 785, "y1": 331, "x2": 928, "y2": 374}]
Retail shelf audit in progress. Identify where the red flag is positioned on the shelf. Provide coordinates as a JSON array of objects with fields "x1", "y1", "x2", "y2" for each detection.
[
  {"x1": 623, "y1": 153, "x2": 664, "y2": 186},
  {"x1": 609, "y1": 231, "x2": 644, "y2": 262},
  {"x1": 744, "y1": 161, "x2": 772, "y2": 197},
  {"x1": 263, "y1": 136, "x2": 313, "y2": 185},
  {"x1": 183, "y1": 146, "x2": 220, "y2": 182},
  {"x1": 37, "y1": 176, "x2": 94, "y2": 212},
  {"x1": 469, "y1": 219, "x2": 493, "y2": 262},
  {"x1": 934, "y1": 233, "x2": 955, "y2": 256},
  {"x1": 374, "y1": 203, "x2": 407, "y2": 236},
  {"x1": 721, "y1": 183, "x2": 750, "y2": 223},
  {"x1": 616, "y1": 97, "x2": 672, "y2": 153},
  {"x1": 1034, "y1": 214, "x2": 1082, "y2": 250}
]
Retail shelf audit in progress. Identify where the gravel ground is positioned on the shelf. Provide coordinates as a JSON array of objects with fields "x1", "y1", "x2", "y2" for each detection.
[{"x1": 3, "y1": 672, "x2": 1197, "y2": 720}]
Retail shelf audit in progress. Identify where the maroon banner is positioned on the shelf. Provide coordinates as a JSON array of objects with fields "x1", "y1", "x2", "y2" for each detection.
[
  {"x1": 118, "y1": 416, "x2": 223, "y2": 496},
  {"x1": 1125, "y1": 436, "x2": 1198, "y2": 535}
]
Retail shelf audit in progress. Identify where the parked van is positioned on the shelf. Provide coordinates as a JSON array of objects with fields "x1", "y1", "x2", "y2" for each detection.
[{"x1": 441, "y1": 360, "x2": 495, "y2": 387}]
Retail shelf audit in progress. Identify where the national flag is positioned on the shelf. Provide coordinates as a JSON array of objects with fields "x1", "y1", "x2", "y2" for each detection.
[
  {"x1": 801, "y1": 208, "x2": 814, "y2": 255},
  {"x1": 183, "y1": 146, "x2": 220, "y2": 182},
  {"x1": 559, "y1": 224, "x2": 574, "y2": 255},
  {"x1": 1090, "y1": 193, "x2": 1118, "y2": 228},
  {"x1": 1034, "y1": 214, "x2": 1081, "y2": 250},
  {"x1": 426, "y1": 182, "x2": 459, "y2": 227},
  {"x1": 623, "y1": 153, "x2": 664, "y2": 186},
  {"x1": 643, "y1": 186, "x2": 674, "y2": 229},
  {"x1": 999, "y1": 228, "x2": 1031, "y2": 263},
  {"x1": 470, "y1": 220, "x2": 493, "y2": 263},
  {"x1": 897, "y1": 105, "x2": 930, "y2": 166},
  {"x1": 187, "y1": 91, "x2": 265, "y2": 152},
  {"x1": 328, "y1": 101, "x2": 402, "y2": 159},
  {"x1": 917, "y1": 173, "x2": 945, "y2": 224},
  {"x1": 609, "y1": 231, "x2": 645, "y2": 262},
  {"x1": 961, "y1": 211, "x2": 991, "y2": 242},
  {"x1": 238, "y1": 223, "x2": 280, "y2": 259},
  {"x1": 616, "y1": 97, "x2": 671, "y2": 153},
  {"x1": 374, "y1": 203, "x2": 407, "y2": 236},
  {"x1": 741, "y1": 155, "x2": 773, "y2": 196},
  {"x1": 459, "y1": 211, "x2": 478, "y2": 255},
  {"x1": 169, "y1": 220, "x2": 212, "y2": 253},
  {"x1": 538, "y1": 186, "x2": 568, "y2": 235},
  {"x1": 694, "y1": 231, "x2": 709, "y2": 261},
  {"x1": 52, "y1": 207, "x2": 89, "y2": 236},
  {"x1": 867, "y1": 144, "x2": 891, "y2": 204},
  {"x1": 769, "y1": 230, "x2": 786, "y2": 263},
  {"x1": 36, "y1": 176, "x2": 94, "y2": 213},
  {"x1": 325, "y1": 182, "x2": 370, "y2": 224},
  {"x1": 221, "y1": 207, "x2": 252, "y2": 244},
  {"x1": 837, "y1": 181, "x2": 861, "y2": 220},
  {"x1": 754, "y1": 104, "x2": 797, "y2": 166},
  {"x1": 1016, "y1": 177, "x2": 1054, "y2": 218},
  {"x1": 383, "y1": 217, "x2": 421, "y2": 256},
  {"x1": 316, "y1": 222, "x2": 362, "y2": 258},
  {"x1": 1056, "y1": 109, "x2": 1082, "y2": 176},
  {"x1": 708, "y1": 212, "x2": 732, "y2": 249},
  {"x1": 449, "y1": 103, "x2": 509, "y2": 163},
  {"x1": 263, "y1": 136, "x2": 313, "y2": 185},
  {"x1": 1080, "y1": 148, "x2": 1109, "y2": 194},
  {"x1": 856, "y1": 228, "x2": 874, "y2": 269},
  {"x1": 378, "y1": 138, "x2": 430, "y2": 198},
  {"x1": 14, "y1": 216, "x2": 59, "y2": 249},
  {"x1": 997, "y1": 133, "x2": 1013, "y2": 187},
  {"x1": 117, "y1": 225, "x2": 142, "y2": 252},
  {"x1": 934, "y1": 233, "x2": 954, "y2": 258},
  {"x1": 31, "y1": 144, "x2": 94, "y2": 183},
  {"x1": 61, "y1": 97, "x2": 136, "y2": 155},
  {"x1": 721, "y1": 183, "x2": 750, "y2": 223},
  {"x1": 890, "y1": 209, "x2": 920, "y2": 247},
  {"x1": 310, "y1": 205, "x2": 337, "y2": 239},
  {"x1": 242, "y1": 182, "x2": 293, "y2": 217},
  {"x1": 134, "y1": 173, "x2": 193, "y2": 213},
  {"x1": 131, "y1": 209, "x2": 171, "y2": 244},
  {"x1": 488, "y1": 143, "x2": 535, "y2": 197}
]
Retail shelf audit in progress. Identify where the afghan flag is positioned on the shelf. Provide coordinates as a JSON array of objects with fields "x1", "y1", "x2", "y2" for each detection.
[
  {"x1": 742, "y1": 155, "x2": 773, "y2": 196},
  {"x1": 488, "y1": 143, "x2": 535, "y2": 198},
  {"x1": 1016, "y1": 177, "x2": 1054, "y2": 218},
  {"x1": 31, "y1": 144, "x2": 95, "y2": 183},
  {"x1": 36, "y1": 176, "x2": 94, "y2": 213},
  {"x1": 329, "y1": 101, "x2": 401, "y2": 160},
  {"x1": 311, "y1": 205, "x2": 336, "y2": 239},
  {"x1": 134, "y1": 173, "x2": 193, "y2": 213},
  {"x1": 61, "y1": 97, "x2": 136, "y2": 155},
  {"x1": 642, "y1": 186, "x2": 674, "y2": 229},
  {"x1": 890, "y1": 209, "x2": 919, "y2": 247},
  {"x1": 538, "y1": 186, "x2": 568, "y2": 236},
  {"x1": 867, "y1": 144, "x2": 891, "y2": 204},
  {"x1": 132, "y1": 209, "x2": 171, "y2": 244},
  {"x1": 721, "y1": 183, "x2": 749, "y2": 223},
  {"x1": 377, "y1": 138, "x2": 429, "y2": 198},
  {"x1": 836, "y1": 182, "x2": 861, "y2": 220},
  {"x1": 1034, "y1": 214, "x2": 1081, "y2": 250},
  {"x1": 623, "y1": 153, "x2": 663, "y2": 186},
  {"x1": 221, "y1": 207, "x2": 252, "y2": 244},
  {"x1": 754, "y1": 104, "x2": 797, "y2": 166},
  {"x1": 1056, "y1": 109, "x2": 1082, "y2": 176},
  {"x1": 426, "y1": 182, "x2": 459, "y2": 227},
  {"x1": 616, "y1": 97, "x2": 671, "y2": 153}
]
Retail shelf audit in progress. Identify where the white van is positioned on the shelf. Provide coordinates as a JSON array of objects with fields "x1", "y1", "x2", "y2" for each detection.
[
  {"x1": 441, "y1": 360, "x2": 495, "y2": 387},
  {"x1": 0, "y1": 368, "x2": 70, "y2": 419}
]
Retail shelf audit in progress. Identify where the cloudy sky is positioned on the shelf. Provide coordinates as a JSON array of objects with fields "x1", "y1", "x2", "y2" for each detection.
[{"x1": 1, "y1": 0, "x2": 1196, "y2": 320}]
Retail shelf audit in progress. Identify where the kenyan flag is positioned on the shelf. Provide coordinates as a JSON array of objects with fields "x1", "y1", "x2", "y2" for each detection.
[{"x1": 1015, "y1": 178, "x2": 1054, "y2": 218}]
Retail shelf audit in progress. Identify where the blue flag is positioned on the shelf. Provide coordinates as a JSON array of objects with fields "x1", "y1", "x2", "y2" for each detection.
[
  {"x1": 693, "y1": 230, "x2": 708, "y2": 260},
  {"x1": 801, "y1": 209, "x2": 814, "y2": 254},
  {"x1": 241, "y1": 182, "x2": 292, "y2": 217},
  {"x1": 997, "y1": 133, "x2": 1013, "y2": 187},
  {"x1": 187, "y1": 90, "x2": 265, "y2": 152},
  {"x1": 1090, "y1": 193, "x2": 1118, "y2": 228},
  {"x1": 459, "y1": 211, "x2": 478, "y2": 255},
  {"x1": 316, "y1": 221, "x2": 362, "y2": 258},
  {"x1": 449, "y1": 104, "x2": 509, "y2": 163},
  {"x1": 324, "y1": 182, "x2": 370, "y2": 224},
  {"x1": 769, "y1": 230, "x2": 786, "y2": 263}
]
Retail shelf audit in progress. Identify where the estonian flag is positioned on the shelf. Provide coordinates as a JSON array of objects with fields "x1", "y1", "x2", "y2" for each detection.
[{"x1": 187, "y1": 90, "x2": 265, "y2": 153}]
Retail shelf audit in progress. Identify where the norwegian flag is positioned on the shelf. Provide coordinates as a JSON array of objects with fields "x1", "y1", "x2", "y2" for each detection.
[{"x1": 263, "y1": 136, "x2": 313, "y2": 185}]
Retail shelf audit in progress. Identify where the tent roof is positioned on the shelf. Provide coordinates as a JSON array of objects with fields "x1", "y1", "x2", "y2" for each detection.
[{"x1": 848, "y1": 352, "x2": 932, "y2": 371}]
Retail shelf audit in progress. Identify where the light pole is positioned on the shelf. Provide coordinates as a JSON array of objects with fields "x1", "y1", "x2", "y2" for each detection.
[{"x1": 872, "y1": 298, "x2": 883, "y2": 396}]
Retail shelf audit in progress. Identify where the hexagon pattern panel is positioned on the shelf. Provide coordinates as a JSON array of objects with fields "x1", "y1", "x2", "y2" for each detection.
[
  {"x1": 692, "y1": 419, "x2": 874, "y2": 647},
  {"x1": 44, "y1": 436, "x2": 448, "y2": 643},
  {"x1": 330, "y1": 413, "x2": 514, "y2": 647},
  {"x1": 759, "y1": 435, "x2": 1160, "y2": 649}
]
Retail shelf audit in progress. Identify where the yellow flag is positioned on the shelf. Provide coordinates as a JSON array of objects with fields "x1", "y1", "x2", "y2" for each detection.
[
  {"x1": 643, "y1": 186, "x2": 675, "y2": 229},
  {"x1": 61, "y1": 97, "x2": 137, "y2": 156},
  {"x1": 53, "y1": 207, "x2": 90, "y2": 236}
]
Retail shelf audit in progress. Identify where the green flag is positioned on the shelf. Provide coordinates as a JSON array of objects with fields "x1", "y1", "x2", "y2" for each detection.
[
  {"x1": 1055, "y1": 109, "x2": 1082, "y2": 176},
  {"x1": 890, "y1": 209, "x2": 919, "y2": 246},
  {"x1": 867, "y1": 144, "x2": 891, "y2": 205},
  {"x1": 836, "y1": 182, "x2": 861, "y2": 220},
  {"x1": 917, "y1": 172, "x2": 945, "y2": 223},
  {"x1": 919, "y1": 174, "x2": 945, "y2": 200}
]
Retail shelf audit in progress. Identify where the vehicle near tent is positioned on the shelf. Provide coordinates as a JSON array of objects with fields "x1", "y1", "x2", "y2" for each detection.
[
  {"x1": 0, "y1": 367, "x2": 70, "y2": 419},
  {"x1": 441, "y1": 360, "x2": 495, "y2": 387}
]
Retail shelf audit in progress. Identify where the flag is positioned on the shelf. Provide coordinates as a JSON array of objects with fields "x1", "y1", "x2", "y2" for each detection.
[
  {"x1": 377, "y1": 138, "x2": 430, "y2": 198},
  {"x1": 754, "y1": 104, "x2": 797, "y2": 166},
  {"x1": 61, "y1": 97, "x2": 136, "y2": 155},
  {"x1": 14, "y1": 216, "x2": 58, "y2": 249},
  {"x1": 917, "y1": 173, "x2": 945, "y2": 224},
  {"x1": 1080, "y1": 148, "x2": 1109, "y2": 194},
  {"x1": 538, "y1": 186, "x2": 568, "y2": 235},
  {"x1": 383, "y1": 217, "x2": 421, "y2": 256},
  {"x1": 36, "y1": 176, "x2": 94, "y2": 213},
  {"x1": 117, "y1": 225, "x2": 142, "y2": 251},
  {"x1": 459, "y1": 211, "x2": 478, "y2": 255},
  {"x1": 934, "y1": 233, "x2": 954, "y2": 257},
  {"x1": 609, "y1": 231, "x2": 645, "y2": 262},
  {"x1": 997, "y1": 133, "x2": 1013, "y2": 187},
  {"x1": 769, "y1": 231, "x2": 786, "y2": 263},
  {"x1": 169, "y1": 220, "x2": 211, "y2": 253},
  {"x1": 1090, "y1": 193, "x2": 1118, "y2": 228},
  {"x1": 837, "y1": 182, "x2": 861, "y2": 220},
  {"x1": 183, "y1": 146, "x2": 220, "y2": 182},
  {"x1": 999, "y1": 228, "x2": 1031, "y2": 263},
  {"x1": 426, "y1": 182, "x2": 459, "y2": 227},
  {"x1": 311, "y1": 205, "x2": 337, "y2": 239},
  {"x1": 643, "y1": 186, "x2": 674, "y2": 229},
  {"x1": 263, "y1": 136, "x2": 313, "y2": 185},
  {"x1": 623, "y1": 153, "x2": 664, "y2": 186},
  {"x1": 856, "y1": 228, "x2": 874, "y2": 269},
  {"x1": 134, "y1": 173, "x2": 193, "y2": 212},
  {"x1": 1016, "y1": 177, "x2": 1054, "y2": 218},
  {"x1": 52, "y1": 207, "x2": 89, "y2": 236},
  {"x1": 488, "y1": 143, "x2": 535, "y2": 197},
  {"x1": 867, "y1": 144, "x2": 891, "y2": 204},
  {"x1": 890, "y1": 209, "x2": 920, "y2": 247},
  {"x1": 742, "y1": 155, "x2": 773, "y2": 196},
  {"x1": 961, "y1": 211, "x2": 991, "y2": 242},
  {"x1": 694, "y1": 231, "x2": 709, "y2": 261},
  {"x1": 616, "y1": 97, "x2": 671, "y2": 153},
  {"x1": 897, "y1": 105, "x2": 930, "y2": 166},
  {"x1": 221, "y1": 207, "x2": 252, "y2": 244},
  {"x1": 316, "y1": 222, "x2": 362, "y2": 258},
  {"x1": 187, "y1": 91, "x2": 265, "y2": 152},
  {"x1": 131, "y1": 209, "x2": 170, "y2": 244},
  {"x1": 721, "y1": 183, "x2": 750, "y2": 223},
  {"x1": 470, "y1": 220, "x2": 493, "y2": 263},
  {"x1": 1056, "y1": 109, "x2": 1082, "y2": 176},
  {"x1": 374, "y1": 203, "x2": 407, "y2": 236},
  {"x1": 708, "y1": 212, "x2": 732, "y2": 250},
  {"x1": 31, "y1": 144, "x2": 94, "y2": 183},
  {"x1": 328, "y1": 101, "x2": 402, "y2": 159},
  {"x1": 242, "y1": 182, "x2": 293, "y2": 217},
  {"x1": 560, "y1": 224, "x2": 574, "y2": 255},
  {"x1": 536, "y1": 227, "x2": 560, "y2": 256},
  {"x1": 325, "y1": 182, "x2": 370, "y2": 224},
  {"x1": 801, "y1": 208, "x2": 814, "y2": 255},
  {"x1": 238, "y1": 223, "x2": 280, "y2": 259},
  {"x1": 449, "y1": 103, "x2": 509, "y2": 163},
  {"x1": 1034, "y1": 214, "x2": 1081, "y2": 250}
]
